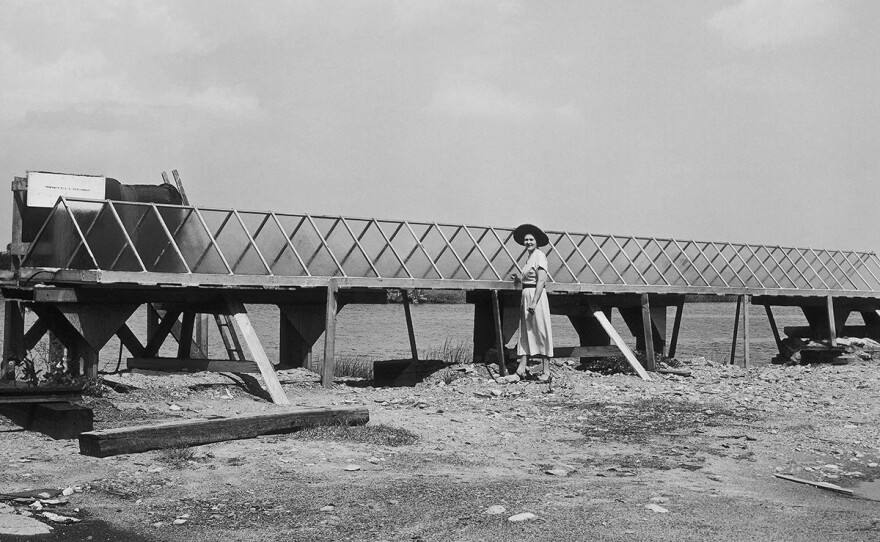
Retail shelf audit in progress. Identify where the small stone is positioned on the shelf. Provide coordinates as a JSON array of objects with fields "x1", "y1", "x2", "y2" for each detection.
[
  {"x1": 61, "y1": 487, "x2": 75, "y2": 497},
  {"x1": 172, "y1": 519, "x2": 187, "y2": 526},
  {"x1": 868, "y1": 463, "x2": 878, "y2": 468},
  {"x1": 545, "y1": 468, "x2": 569, "y2": 477},
  {"x1": 508, "y1": 512, "x2": 537, "y2": 522},
  {"x1": 649, "y1": 496, "x2": 669, "y2": 504},
  {"x1": 485, "y1": 505, "x2": 506, "y2": 515},
  {"x1": 367, "y1": 457, "x2": 381, "y2": 464},
  {"x1": 41, "y1": 512, "x2": 80, "y2": 524},
  {"x1": 344, "y1": 464, "x2": 361, "y2": 471},
  {"x1": 645, "y1": 504, "x2": 669, "y2": 513},
  {"x1": 168, "y1": 404, "x2": 182, "y2": 411},
  {"x1": 490, "y1": 389, "x2": 503, "y2": 397},
  {"x1": 320, "y1": 505, "x2": 335, "y2": 512}
]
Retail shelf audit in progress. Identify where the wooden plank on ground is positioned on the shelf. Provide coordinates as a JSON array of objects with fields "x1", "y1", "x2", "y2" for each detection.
[
  {"x1": 79, "y1": 406, "x2": 369, "y2": 457},
  {"x1": 128, "y1": 358, "x2": 260, "y2": 373},
  {"x1": 0, "y1": 402, "x2": 94, "y2": 439},
  {"x1": 773, "y1": 473, "x2": 854, "y2": 496},
  {"x1": 224, "y1": 296, "x2": 290, "y2": 405},
  {"x1": 587, "y1": 303, "x2": 651, "y2": 381}
]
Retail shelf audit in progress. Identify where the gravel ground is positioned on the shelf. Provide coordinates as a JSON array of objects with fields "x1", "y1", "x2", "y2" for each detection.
[{"x1": 2, "y1": 356, "x2": 880, "y2": 541}]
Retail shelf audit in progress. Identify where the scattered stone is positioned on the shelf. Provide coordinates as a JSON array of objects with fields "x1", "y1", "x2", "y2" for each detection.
[
  {"x1": 545, "y1": 468, "x2": 569, "y2": 477},
  {"x1": 508, "y1": 512, "x2": 537, "y2": 522},
  {"x1": 41, "y1": 511, "x2": 80, "y2": 524},
  {"x1": 485, "y1": 505, "x2": 506, "y2": 515},
  {"x1": 168, "y1": 404, "x2": 182, "y2": 411},
  {"x1": 344, "y1": 464, "x2": 361, "y2": 471},
  {"x1": 61, "y1": 487, "x2": 75, "y2": 497},
  {"x1": 0, "y1": 513, "x2": 54, "y2": 536},
  {"x1": 320, "y1": 505, "x2": 336, "y2": 512},
  {"x1": 172, "y1": 518, "x2": 187, "y2": 526},
  {"x1": 490, "y1": 389, "x2": 503, "y2": 397},
  {"x1": 645, "y1": 504, "x2": 669, "y2": 513}
]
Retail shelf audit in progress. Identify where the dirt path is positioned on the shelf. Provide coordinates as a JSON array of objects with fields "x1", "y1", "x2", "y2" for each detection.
[{"x1": 2, "y1": 358, "x2": 880, "y2": 541}]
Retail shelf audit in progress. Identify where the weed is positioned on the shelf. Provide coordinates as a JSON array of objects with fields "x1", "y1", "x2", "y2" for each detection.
[
  {"x1": 419, "y1": 337, "x2": 472, "y2": 365},
  {"x1": 158, "y1": 445, "x2": 196, "y2": 468}
]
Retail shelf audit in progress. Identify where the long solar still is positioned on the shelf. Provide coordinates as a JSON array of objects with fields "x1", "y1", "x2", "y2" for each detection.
[{"x1": 19, "y1": 197, "x2": 880, "y2": 297}]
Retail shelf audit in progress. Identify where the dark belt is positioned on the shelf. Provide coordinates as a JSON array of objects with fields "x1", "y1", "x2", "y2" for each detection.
[{"x1": 522, "y1": 284, "x2": 536, "y2": 289}]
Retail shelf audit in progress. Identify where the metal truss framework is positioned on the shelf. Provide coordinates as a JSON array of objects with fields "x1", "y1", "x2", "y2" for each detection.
[{"x1": 19, "y1": 197, "x2": 880, "y2": 297}]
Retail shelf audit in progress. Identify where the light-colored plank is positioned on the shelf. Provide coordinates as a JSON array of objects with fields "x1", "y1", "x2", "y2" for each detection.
[
  {"x1": 401, "y1": 290, "x2": 419, "y2": 362},
  {"x1": 322, "y1": 280, "x2": 338, "y2": 389},
  {"x1": 224, "y1": 296, "x2": 290, "y2": 405},
  {"x1": 587, "y1": 303, "x2": 651, "y2": 381}
]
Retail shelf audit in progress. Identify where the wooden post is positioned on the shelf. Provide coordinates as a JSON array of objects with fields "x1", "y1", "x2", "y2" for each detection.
[
  {"x1": 490, "y1": 290, "x2": 508, "y2": 376},
  {"x1": 588, "y1": 303, "x2": 651, "y2": 381},
  {"x1": 147, "y1": 305, "x2": 159, "y2": 341},
  {"x1": 225, "y1": 296, "x2": 290, "y2": 405},
  {"x1": 194, "y1": 314, "x2": 209, "y2": 358},
  {"x1": 177, "y1": 312, "x2": 195, "y2": 358},
  {"x1": 79, "y1": 341, "x2": 99, "y2": 381},
  {"x1": 743, "y1": 294, "x2": 750, "y2": 368},
  {"x1": 826, "y1": 295, "x2": 837, "y2": 347},
  {"x1": 640, "y1": 293, "x2": 656, "y2": 371},
  {"x1": 2, "y1": 300, "x2": 25, "y2": 380},
  {"x1": 401, "y1": 290, "x2": 419, "y2": 362},
  {"x1": 765, "y1": 304, "x2": 784, "y2": 357},
  {"x1": 470, "y1": 292, "x2": 495, "y2": 363},
  {"x1": 668, "y1": 300, "x2": 684, "y2": 358},
  {"x1": 730, "y1": 295, "x2": 742, "y2": 365},
  {"x1": 322, "y1": 279, "x2": 338, "y2": 389}
]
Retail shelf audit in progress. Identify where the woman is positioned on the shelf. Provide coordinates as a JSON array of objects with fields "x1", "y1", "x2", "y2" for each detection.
[{"x1": 510, "y1": 223, "x2": 553, "y2": 381}]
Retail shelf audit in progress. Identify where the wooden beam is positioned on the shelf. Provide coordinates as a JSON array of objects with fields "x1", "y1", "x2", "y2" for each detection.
[
  {"x1": 127, "y1": 358, "x2": 259, "y2": 373},
  {"x1": 730, "y1": 295, "x2": 742, "y2": 365},
  {"x1": 115, "y1": 324, "x2": 145, "y2": 358},
  {"x1": 587, "y1": 303, "x2": 651, "y2": 381},
  {"x1": 640, "y1": 293, "x2": 656, "y2": 371},
  {"x1": 143, "y1": 308, "x2": 182, "y2": 357},
  {"x1": 225, "y1": 296, "x2": 290, "y2": 405},
  {"x1": 322, "y1": 279, "x2": 339, "y2": 388},
  {"x1": 401, "y1": 290, "x2": 419, "y2": 362},
  {"x1": 826, "y1": 295, "x2": 837, "y2": 347},
  {"x1": 668, "y1": 300, "x2": 684, "y2": 358},
  {"x1": 79, "y1": 406, "x2": 369, "y2": 458},
  {"x1": 23, "y1": 317, "x2": 50, "y2": 351},
  {"x1": 177, "y1": 312, "x2": 195, "y2": 358},
  {"x1": 764, "y1": 304, "x2": 784, "y2": 356},
  {"x1": 743, "y1": 294, "x2": 750, "y2": 368},
  {"x1": 490, "y1": 290, "x2": 508, "y2": 376},
  {"x1": 2, "y1": 300, "x2": 25, "y2": 380},
  {"x1": 0, "y1": 402, "x2": 93, "y2": 440}
]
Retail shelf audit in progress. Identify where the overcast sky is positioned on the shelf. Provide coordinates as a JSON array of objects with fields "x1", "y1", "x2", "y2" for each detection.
[{"x1": 1, "y1": 0, "x2": 878, "y2": 253}]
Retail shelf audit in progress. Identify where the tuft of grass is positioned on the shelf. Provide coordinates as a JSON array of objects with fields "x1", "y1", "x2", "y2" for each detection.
[
  {"x1": 291, "y1": 423, "x2": 419, "y2": 447},
  {"x1": 157, "y1": 445, "x2": 196, "y2": 468},
  {"x1": 419, "y1": 337, "x2": 472, "y2": 366},
  {"x1": 333, "y1": 356, "x2": 375, "y2": 379}
]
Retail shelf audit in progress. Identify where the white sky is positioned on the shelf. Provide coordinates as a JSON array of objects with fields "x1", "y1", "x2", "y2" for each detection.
[{"x1": 1, "y1": 0, "x2": 878, "y2": 253}]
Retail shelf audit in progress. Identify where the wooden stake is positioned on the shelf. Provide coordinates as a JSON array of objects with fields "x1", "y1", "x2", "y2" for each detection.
[
  {"x1": 491, "y1": 290, "x2": 508, "y2": 376},
  {"x1": 322, "y1": 279, "x2": 338, "y2": 389},
  {"x1": 764, "y1": 304, "x2": 784, "y2": 357},
  {"x1": 826, "y1": 295, "x2": 837, "y2": 347},
  {"x1": 588, "y1": 303, "x2": 651, "y2": 381},
  {"x1": 730, "y1": 295, "x2": 742, "y2": 365},
  {"x1": 668, "y1": 299, "x2": 684, "y2": 358},
  {"x1": 143, "y1": 309, "x2": 183, "y2": 357},
  {"x1": 743, "y1": 294, "x2": 750, "y2": 368},
  {"x1": 224, "y1": 296, "x2": 290, "y2": 405},
  {"x1": 401, "y1": 290, "x2": 419, "y2": 362},
  {"x1": 640, "y1": 293, "x2": 656, "y2": 371}
]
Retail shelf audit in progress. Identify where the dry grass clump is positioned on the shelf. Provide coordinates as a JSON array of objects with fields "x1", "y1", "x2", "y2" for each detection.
[{"x1": 291, "y1": 423, "x2": 419, "y2": 447}]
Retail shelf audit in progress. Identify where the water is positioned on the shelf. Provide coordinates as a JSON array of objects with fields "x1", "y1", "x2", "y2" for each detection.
[{"x1": 0, "y1": 299, "x2": 810, "y2": 372}]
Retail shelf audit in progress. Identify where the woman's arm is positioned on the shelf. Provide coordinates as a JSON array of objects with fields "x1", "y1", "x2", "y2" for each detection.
[{"x1": 530, "y1": 268, "x2": 548, "y2": 312}]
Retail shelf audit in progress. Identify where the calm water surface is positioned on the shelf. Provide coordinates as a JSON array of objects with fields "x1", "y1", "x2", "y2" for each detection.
[{"x1": 0, "y1": 299, "x2": 809, "y2": 372}]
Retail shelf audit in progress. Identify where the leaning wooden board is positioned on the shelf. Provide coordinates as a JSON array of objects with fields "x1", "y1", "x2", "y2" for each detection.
[{"x1": 79, "y1": 406, "x2": 369, "y2": 457}]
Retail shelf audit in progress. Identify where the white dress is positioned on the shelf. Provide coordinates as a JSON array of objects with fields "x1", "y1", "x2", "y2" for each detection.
[{"x1": 517, "y1": 249, "x2": 554, "y2": 357}]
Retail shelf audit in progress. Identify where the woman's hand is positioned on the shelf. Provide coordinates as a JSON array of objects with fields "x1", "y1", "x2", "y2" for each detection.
[
  {"x1": 528, "y1": 303, "x2": 536, "y2": 314},
  {"x1": 510, "y1": 272, "x2": 521, "y2": 283}
]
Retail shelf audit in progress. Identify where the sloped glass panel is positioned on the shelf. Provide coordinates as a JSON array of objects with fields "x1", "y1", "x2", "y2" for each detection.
[
  {"x1": 252, "y1": 214, "x2": 308, "y2": 277},
  {"x1": 23, "y1": 202, "x2": 86, "y2": 268},
  {"x1": 577, "y1": 234, "x2": 625, "y2": 285},
  {"x1": 379, "y1": 221, "x2": 440, "y2": 280},
  {"x1": 276, "y1": 214, "x2": 342, "y2": 277},
  {"x1": 410, "y1": 223, "x2": 469, "y2": 280},
  {"x1": 345, "y1": 219, "x2": 407, "y2": 278},
  {"x1": 441, "y1": 224, "x2": 498, "y2": 280}
]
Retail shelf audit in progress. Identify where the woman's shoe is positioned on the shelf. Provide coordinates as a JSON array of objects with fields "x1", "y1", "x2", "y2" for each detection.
[{"x1": 536, "y1": 373, "x2": 552, "y2": 383}]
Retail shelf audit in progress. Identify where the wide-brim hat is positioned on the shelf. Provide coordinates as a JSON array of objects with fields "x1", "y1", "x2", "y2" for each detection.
[{"x1": 513, "y1": 223, "x2": 549, "y2": 247}]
